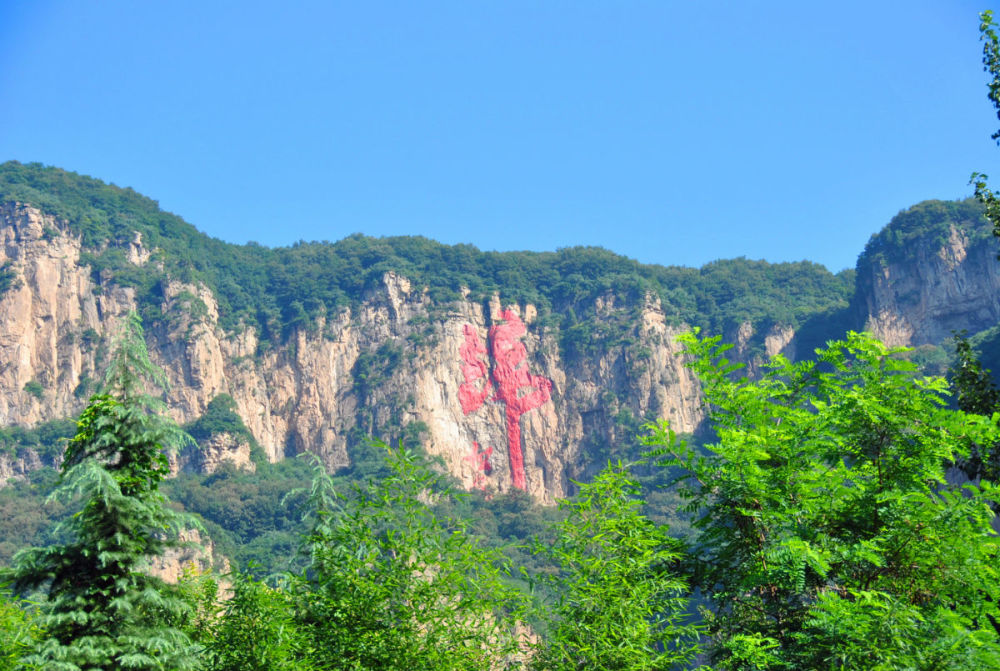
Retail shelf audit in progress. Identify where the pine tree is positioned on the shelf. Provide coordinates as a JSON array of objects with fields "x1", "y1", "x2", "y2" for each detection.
[{"x1": 1, "y1": 313, "x2": 200, "y2": 671}]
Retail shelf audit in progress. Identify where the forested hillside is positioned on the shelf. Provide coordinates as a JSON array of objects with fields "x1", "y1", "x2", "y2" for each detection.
[
  {"x1": 0, "y1": 161, "x2": 854, "y2": 348},
  {"x1": 2, "y1": 159, "x2": 1000, "y2": 668},
  {"x1": 4, "y1": 318, "x2": 1000, "y2": 669},
  {"x1": 0, "y1": 160, "x2": 877, "y2": 503},
  {"x1": 0, "y1": 160, "x2": 998, "y2": 565}
]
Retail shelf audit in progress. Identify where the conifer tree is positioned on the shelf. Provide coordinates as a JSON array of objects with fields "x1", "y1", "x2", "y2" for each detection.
[{"x1": 1, "y1": 312, "x2": 200, "y2": 671}]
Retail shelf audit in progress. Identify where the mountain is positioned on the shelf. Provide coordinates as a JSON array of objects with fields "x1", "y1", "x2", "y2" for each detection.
[
  {"x1": 857, "y1": 198, "x2": 1000, "y2": 346},
  {"x1": 0, "y1": 160, "x2": 994, "y2": 503}
]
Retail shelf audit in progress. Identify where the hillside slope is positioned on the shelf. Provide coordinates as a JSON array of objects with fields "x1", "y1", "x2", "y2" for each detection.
[{"x1": 3, "y1": 161, "x2": 992, "y2": 500}]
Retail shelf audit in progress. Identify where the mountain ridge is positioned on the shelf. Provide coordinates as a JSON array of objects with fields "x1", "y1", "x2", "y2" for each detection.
[{"x1": 0, "y1": 160, "x2": 995, "y2": 501}]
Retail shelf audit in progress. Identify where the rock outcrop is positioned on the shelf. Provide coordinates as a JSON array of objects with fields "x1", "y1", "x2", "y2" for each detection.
[
  {"x1": 0, "y1": 203, "x2": 134, "y2": 426},
  {"x1": 0, "y1": 203, "x2": 704, "y2": 500},
  {"x1": 9, "y1": 196, "x2": 993, "y2": 501},
  {"x1": 171, "y1": 432, "x2": 255, "y2": 476},
  {"x1": 145, "y1": 529, "x2": 227, "y2": 585},
  {"x1": 856, "y1": 200, "x2": 1000, "y2": 348},
  {"x1": 0, "y1": 449, "x2": 44, "y2": 486}
]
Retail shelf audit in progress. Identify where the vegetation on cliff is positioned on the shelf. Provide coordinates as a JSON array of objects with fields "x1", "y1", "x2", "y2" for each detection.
[
  {"x1": 2, "y1": 327, "x2": 998, "y2": 669},
  {"x1": 856, "y1": 198, "x2": 991, "y2": 273},
  {"x1": 0, "y1": 161, "x2": 852, "y2": 353}
]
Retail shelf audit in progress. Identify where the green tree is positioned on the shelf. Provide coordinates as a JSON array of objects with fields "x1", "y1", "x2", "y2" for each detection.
[
  {"x1": 949, "y1": 330, "x2": 1000, "y2": 482},
  {"x1": 1, "y1": 313, "x2": 200, "y2": 671},
  {"x1": 292, "y1": 443, "x2": 526, "y2": 671},
  {"x1": 0, "y1": 589, "x2": 41, "y2": 671},
  {"x1": 645, "y1": 330, "x2": 1000, "y2": 670},
  {"x1": 530, "y1": 461, "x2": 702, "y2": 671},
  {"x1": 972, "y1": 10, "x2": 1000, "y2": 239},
  {"x1": 204, "y1": 571, "x2": 311, "y2": 671}
]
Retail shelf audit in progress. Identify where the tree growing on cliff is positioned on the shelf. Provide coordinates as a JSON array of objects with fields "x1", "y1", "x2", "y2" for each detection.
[
  {"x1": 1, "y1": 313, "x2": 200, "y2": 671},
  {"x1": 646, "y1": 330, "x2": 1000, "y2": 669}
]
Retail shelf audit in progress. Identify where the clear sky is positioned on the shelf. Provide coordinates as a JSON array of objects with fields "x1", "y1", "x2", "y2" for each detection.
[{"x1": 1, "y1": 1, "x2": 998, "y2": 272}]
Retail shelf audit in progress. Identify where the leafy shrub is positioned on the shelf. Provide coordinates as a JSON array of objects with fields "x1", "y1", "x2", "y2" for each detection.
[
  {"x1": 21, "y1": 381, "x2": 43, "y2": 402},
  {"x1": 184, "y1": 394, "x2": 254, "y2": 445}
]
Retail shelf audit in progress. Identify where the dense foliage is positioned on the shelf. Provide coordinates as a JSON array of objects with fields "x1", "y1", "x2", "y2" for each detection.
[
  {"x1": 949, "y1": 331, "x2": 1000, "y2": 485},
  {"x1": 532, "y1": 462, "x2": 700, "y2": 671},
  {"x1": 291, "y1": 445, "x2": 528, "y2": 670},
  {"x1": 0, "y1": 162, "x2": 853, "y2": 354},
  {"x1": 0, "y1": 589, "x2": 40, "y2": 671},
  {"x1": 0, "y1": 315, "x2": 200, "y2": 670},
  {"x1": 646, "y1": 331, "x2": 1000, "y2": 669},
  {"x1": 1, "y1": 328, "x2": 1000, "y2": 668},
  {"x1": 0, "y1": 418, "x2": 76, "y2": 460}
]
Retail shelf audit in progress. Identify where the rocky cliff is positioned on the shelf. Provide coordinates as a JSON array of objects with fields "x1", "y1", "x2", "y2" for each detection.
[
  {"x1": 0, "y1": 202, "x2": 135, "y2": 426},
  {"x1": 0, "y1": 202, "x2": 704, "y2": 500},
  {"x1": 855, "y1": 199, "x2": 1000, "y2": 348},
  {"x1": 4, "y1": 167, "x2": 993, "y2": 502}
]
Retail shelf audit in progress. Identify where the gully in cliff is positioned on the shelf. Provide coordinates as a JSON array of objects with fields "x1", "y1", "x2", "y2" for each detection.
[{"x1": 458, "y1": 309, "x2": 553, "y2": 491}]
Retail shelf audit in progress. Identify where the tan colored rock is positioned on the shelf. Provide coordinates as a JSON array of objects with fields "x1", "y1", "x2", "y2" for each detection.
[
  {"x1": 0, "y1": 449, "x2": 44, "y2": 486},
  {"x1": 0, "y1": 203, "x2": 134, "y2": 426},
  {"x1": 126, "y1": 231, "x2": 151, "y2": 266},
  {"x1": 860, "y1": 224, "x2": 1000, "y2": 347},
  {"x1": 0, "y1": 205, "x2": 710, "y2": 501},
  {"x1": 171, "y1": 432, "x2": 256, "y2": 475},
  {"x1": 144, "y1": 528, "x2": 227, "y2": 584},
  {"x1": 764, "y1": 325, "x2": 796, "y2": 359}
]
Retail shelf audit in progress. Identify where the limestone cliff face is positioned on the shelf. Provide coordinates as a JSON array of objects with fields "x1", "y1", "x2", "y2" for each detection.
[
  {"x1": 171, "y1": 432, "x2": 255, "y2": 476},
  {"x1": 726, "y1": 320, "x2": 798, "y2": 376},
  {"x1": 388, "y1": 292, "x2": 703, "y2": 500},
  {"x1": 12, "y1": 196, "x2": 995, "y2": 500},
  {"x1": 858, "y1": 223, "x2": 1000, "y2": 348},
  {"x1": 0, "y1": 450, "x2": 44, "y2": 485},
  {"x1": 0, "y1": 203, "x2": 134, "y2": 426},
  {"x1": 0, "y1": 204, "x2": 704, "y2": 500},
  {"x1": 145, "y1": 529, "x2": 227, "y2": 585}
]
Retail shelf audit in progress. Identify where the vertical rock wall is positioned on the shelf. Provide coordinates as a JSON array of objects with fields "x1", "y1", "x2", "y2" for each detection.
[{"x1": 0, "y1": 204, "x2": 705, "y2": 500}]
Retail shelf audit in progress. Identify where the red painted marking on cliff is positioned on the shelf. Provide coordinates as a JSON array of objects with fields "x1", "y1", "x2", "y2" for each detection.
[
  {"x1": 464, "y1": 441, "x2": 493, "y2": 490},
  {"x1": 458, "y1": 324, "x2": 491, "y2": 414},
  {"x1": 457, "y1": 310, "x2": 553, "y2": 490}
]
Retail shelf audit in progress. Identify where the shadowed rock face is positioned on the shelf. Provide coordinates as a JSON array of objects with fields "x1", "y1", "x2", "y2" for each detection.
[
  {"x1": 0, "y1": 204, "x2": 704, "y2": 500},
  {"x1": 849, "y1": 199, "x2": 1000, "y2": 349},
  {"x1": 859, "y1": 224, "x2": 1000, "y2": 348}
]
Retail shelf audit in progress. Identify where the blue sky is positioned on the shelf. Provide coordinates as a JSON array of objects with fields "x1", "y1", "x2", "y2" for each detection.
[{"x1": 1, "y1": 1, "x2": 997, "y2": 272}]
